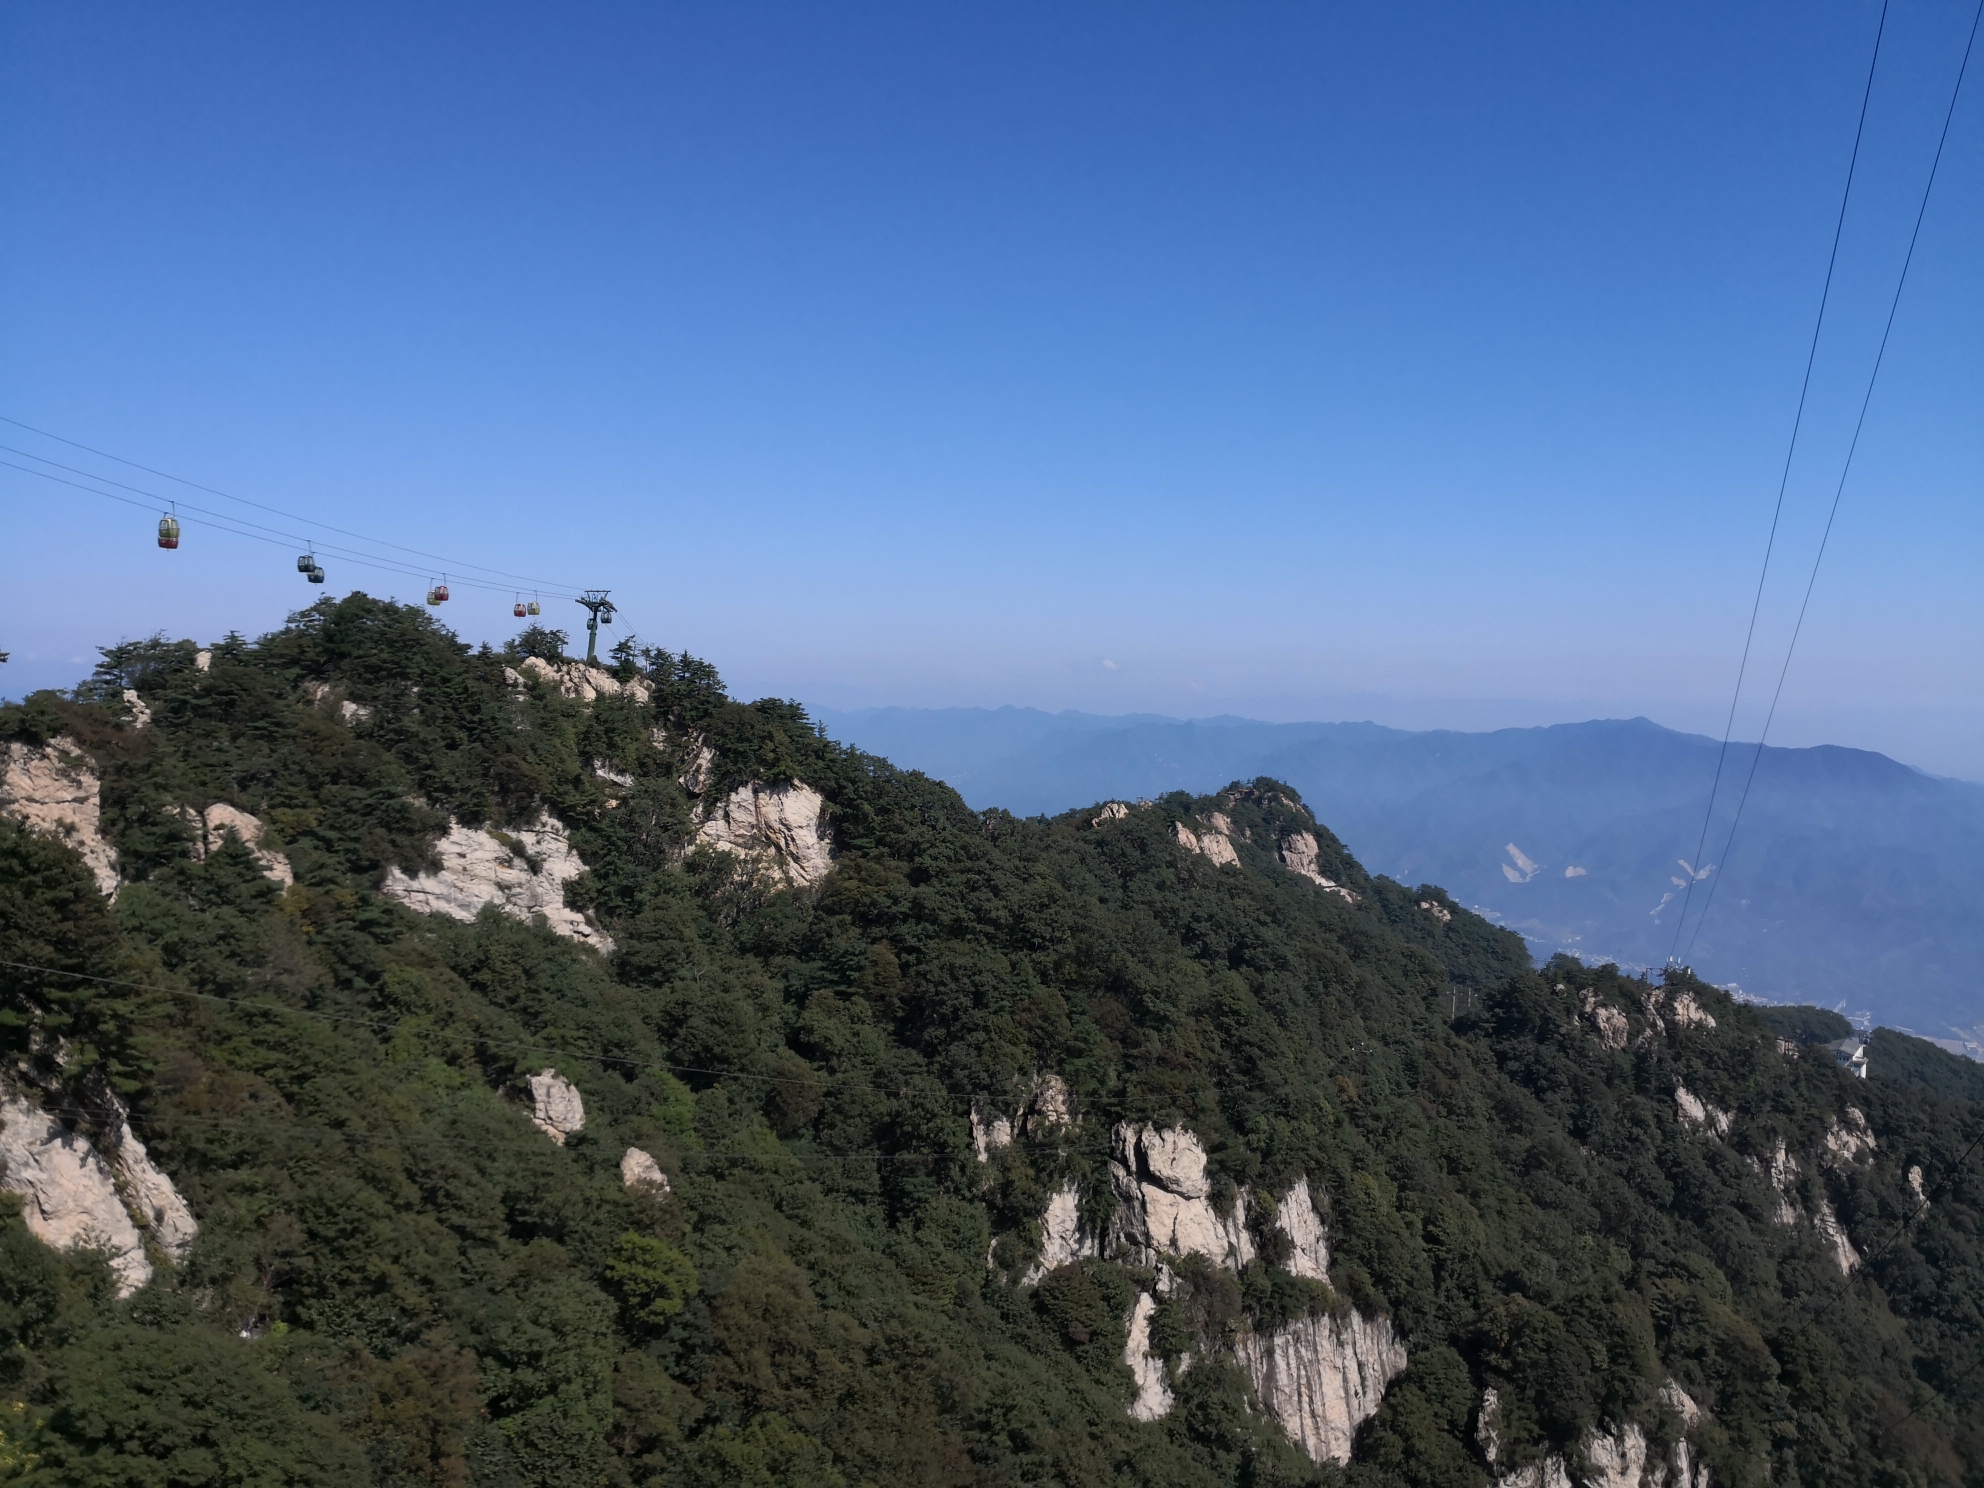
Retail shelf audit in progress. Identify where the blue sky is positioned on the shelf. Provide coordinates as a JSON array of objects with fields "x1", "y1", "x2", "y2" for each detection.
[{"x1": 5, "y1": 2, "x2": 1981, "y2": 774}]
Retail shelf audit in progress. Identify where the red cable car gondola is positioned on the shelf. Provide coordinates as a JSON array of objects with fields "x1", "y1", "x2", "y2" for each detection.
[{"x1": 158, "y1": 513, "x2": 180, "y2": 549}]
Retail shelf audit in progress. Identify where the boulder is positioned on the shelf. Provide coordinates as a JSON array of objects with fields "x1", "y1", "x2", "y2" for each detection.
[
  {"x1": 527, "y1": 1070, "x2": 585, "y2": 1144},
  {"x1": 621, "y1": 1147, "x2": 670, "y2": 1196}
]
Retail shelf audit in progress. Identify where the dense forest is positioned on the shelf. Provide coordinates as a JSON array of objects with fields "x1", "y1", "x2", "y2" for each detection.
[{"x1": 0, "y1": 594, "x2": 1979, "y2": 1488}]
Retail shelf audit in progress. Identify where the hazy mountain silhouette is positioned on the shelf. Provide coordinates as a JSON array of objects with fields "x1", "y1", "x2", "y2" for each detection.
[{"x1": 815, "y1": 706, "x2": 1984, "y2": 1038}]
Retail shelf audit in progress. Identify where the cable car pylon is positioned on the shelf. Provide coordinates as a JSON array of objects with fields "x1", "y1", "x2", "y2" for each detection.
[{"x1": 574, "y1": 591, "x2": 614, "y2": 663}]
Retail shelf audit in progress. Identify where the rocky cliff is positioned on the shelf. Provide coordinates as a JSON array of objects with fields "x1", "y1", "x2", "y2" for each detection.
[
  {"x1": 0, "y1": 1085, "x2": 196, "y2": 1296},
  {"x1": 381, "y1": 812, "x2": 611, "y2": 950},
  {"x1": 1, "y1": 737, "x2": 119, "y2": 895}
]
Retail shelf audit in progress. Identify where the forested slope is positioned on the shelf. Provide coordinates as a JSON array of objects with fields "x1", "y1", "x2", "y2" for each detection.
[{"x1": 0, "y1": 596, "x2": 1978, "y2": 1488}]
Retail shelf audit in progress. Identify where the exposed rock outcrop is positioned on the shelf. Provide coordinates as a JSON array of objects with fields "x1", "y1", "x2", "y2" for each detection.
[
  {"x1": 1024, "y1": 1181, "x2": 1095, "y2": 1281},
  {"x1": 381, "y1": 813, "x2": 611, "y2": 949},
  {"x1": 1174, "y1": 819, "x2": 1240, "y2": 868},
  {"x1": 516, "y1": 656, "x2": 654, "y2": 705},
  {"x1": 973, "y1": 1072, "x2": 1078, "y2": 1162},
  {"x1": 1022, "y1": 1131, "x2": 1404, "y2": 1457},
  {"x1": 1479, "y1": 1401, "x2": 1705, "y2": 1488},
  {"x1": 1762, "y1": 1137, "x2": 1857, "y2": 1274},
  {"x1": 971, "y1": 1107, "x2": 1014, "y2": 1162},
  {"x1": 1272, "y1": 1178, "x2": 1331, "y2": 1279},
  {"x1": 121, "y1": 689, "x2": 152, "y2": 728},
  {"x1": 181, "y1": 803, "x2": 294, "y2": 887},
  {"x1": 1419, "y1": 899, "x2": 1454, "y2": 924},
  {"x1": 1, "y1": 738, "x2": 119, "y2": 896},
  {"x1": 1091, "y1": 801, "x2": 1131, "y2": 827},
  {"x1": 1813, "y1": 1195, "x2": 1860, "y2": 1275},
  {"x1": 527, "y1": 1069, "x2": 585, "y2": 1144},
  {"x1": 1823, "y1": 1108, "x2": 1875, "y2": 1168},
  {"x1": 694, "y1": 782, "x2": 835, "y2": 889},
  {"x1": 0, "y1": 1087, "x2": 194, "y2": 1296},
  {"x1": 621, "y1": 1147, "x2": 670, "y2": 1196},
  {"x1": 1235, "y1": 1309, "x2": 1407, "y2": 1465},
  {"x1": 1108, "y1": 1122, "x2": 1253, "y2": 1272},
  {"x1": 1674, "y1": 1085, "x2": 1731, "y2": 1139},
  {"x1": 1123, "y1": 1291, "x2": 1174, "y2": 1421},
  {"x1": 1580, "y1": 990, "x2": 1630, "y2": 1050},
  {"x1": 1279, "y1": 831, "x2": 1357, "y2": 901},
  {"x1": 101, "y1": 1092, "x2": 198, "y2": 1263}
]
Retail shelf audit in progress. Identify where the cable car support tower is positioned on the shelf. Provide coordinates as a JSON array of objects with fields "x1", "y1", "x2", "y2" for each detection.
[{"x1": 575, "y1": 590, "x2": 615, "y2": 664}]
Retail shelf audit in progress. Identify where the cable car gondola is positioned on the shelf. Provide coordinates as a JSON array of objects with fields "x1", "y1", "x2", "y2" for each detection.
[
  {"x1": 526, "y1": 595, "x2": 541, "y2": 616},
  {"x1": 158, "y1": 512, "x2": 180, "y2": 549},
  {"x1": 426, "y1": 578, "x2": 450, "y2": 605},
  {"x1": 514, "y1": 597, "x2": 527, "y2": 618}
]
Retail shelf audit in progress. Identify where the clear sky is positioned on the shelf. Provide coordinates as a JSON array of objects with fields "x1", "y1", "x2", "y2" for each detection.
[{"x1": 5, "y1": 2, "x2": 1981, "y2": 774}]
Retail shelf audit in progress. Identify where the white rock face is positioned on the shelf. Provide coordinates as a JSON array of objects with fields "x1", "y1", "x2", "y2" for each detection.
[
  {"x1": 517, "y1": 656, "x2": 654, "y2": 705},
  {"x1": 1175, "y1": 820, "x2": 1240, "y2": 868},
  {"x1": 1123, "y1": 1291, "x2": 1175, "y2": 1421},
  {"x1": 121, "y1": 689, "x2": 152, "y2": 729},
  {"x1": 1280, "y1": 832, "x2": 1357, "y2": 901},
  {"x1": 1235, "y1": 1309, "x2": 1408, "y2": 1465},
  {"x1": 974, "y1": 1072, "x2": 1076, "y2": 1162},
  {"x1": 621, "y1": 1147, "x2": 670, "y2": 1196},
  {"x1": 1813, "y1": 1195, "x2": 1860, "y2": 1275},
  {"x1": 183, "y1": 803, "x2": 294, "y2": 887},
  {"x1": 194, "y1": 650, "x2": 211, "y2": 672},
  {"x1": 0, "y1": 1092, "x2": 152, "y2": 1295},
  {"x1": 1091, "y1": 801, "x2": 1131, "y2": 827},
  {"x1": 1767, "y1": 1139, "x2": 1802, "y2": 1226},
  {"x1": 1495, "y1": 1460, "x2": 1574, "y2": 1488},
  {"x1": 1108, "y1": 1123, "x2": 1254, "y2": 1272},
  {"x1": 1025, "y1": 1180, "x2": 1096, "y2": 1281},
  {"x1": 971, "y1": 1107, "x2": 1015, "y2": 1163},
  {"x1": 1418, "y1": 899, "x2": 1454, "y2": 924},
  {"x1": 1823, "y1": 1108, "x2": 1876, "y2": 1167},
  {"x1": 381, "y1": 813, "x2": 611, "y2": 950},
  {"x1": 1029, "y1": 1073, "x2": 1076, "y2": 1134},
  {"x1": 1661, "y1": 1379, "x2": 1701, "y2": 1428},
  {"x1": 1, "y1": 738, "x2": 119, "y2": 896},
  {"x1": 1273, "y1": 1178, "x2": 1332, "y2": 1280},
  {"x1": 665, "y1": 732, "x2": 716, "y2": 794},
  {"x1": 528, "y1": 1070, "x2": 585, "y2": 1144},
  {"x1": 102, "y1": 1092, "x2": 197, "y2": 1263},
  {"x1": 695, "y1": 782, "x2": 835, "y2": 889},
  {"x1": 1582, "y1": 1421, "x2": 1650, "y2": 1488},
  {"x1": 1674, "y1": 1085, "x2": 1731, "y2": 1139},
  {"x1": 1666, "y1": 991, "x2": 1717, "y2": 1029},
  {"x1": 1909, "y1": 1164, "x2": 1928, "y2": 1202}
]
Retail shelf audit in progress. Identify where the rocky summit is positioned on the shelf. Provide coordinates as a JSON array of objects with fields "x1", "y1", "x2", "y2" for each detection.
[{"x1": 0, "y1": 594, "x2": 1979, "y2": 1487}]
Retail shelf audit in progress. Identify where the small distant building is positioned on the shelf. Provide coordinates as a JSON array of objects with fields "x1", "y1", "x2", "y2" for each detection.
[{"x1": 1828, "y1": 1038, "x2": 1869, "y2": 1079}]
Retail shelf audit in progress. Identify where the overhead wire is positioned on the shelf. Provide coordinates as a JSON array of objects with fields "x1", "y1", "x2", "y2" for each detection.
[
  {"x1": 1667, "y1": 0, "x2": 1892, "y2": 969},
  {"x1": 0, "y1": 414, "x2": 581, "y2": 593},
  {"x1": 1681, "y1": 0, "x2": 1984, "y2": 966},
  {"x1": 1, "y1": 457, "x2": 545, "y2": 599}
]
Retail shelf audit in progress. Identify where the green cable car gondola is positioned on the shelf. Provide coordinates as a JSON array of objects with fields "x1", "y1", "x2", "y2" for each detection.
[{"x1": 158, "y1": 514, "x2": 180, "y2": 549}]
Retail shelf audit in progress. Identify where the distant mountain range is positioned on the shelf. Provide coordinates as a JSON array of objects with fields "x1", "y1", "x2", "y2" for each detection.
[{"x1": 814, "y1": 705, "x2": 1984, "y2": 1044}]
